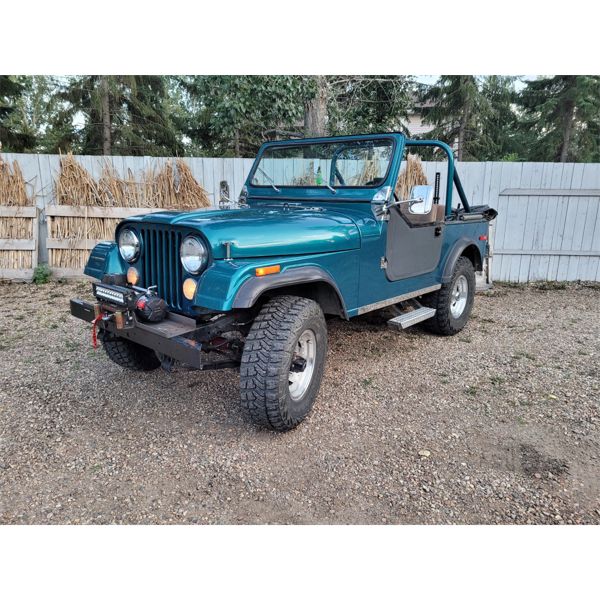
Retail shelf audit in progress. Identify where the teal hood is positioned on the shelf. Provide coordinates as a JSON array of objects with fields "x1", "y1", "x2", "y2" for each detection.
[{"x1": 123, "y1": 206, "x2": 361, "y2": 259}]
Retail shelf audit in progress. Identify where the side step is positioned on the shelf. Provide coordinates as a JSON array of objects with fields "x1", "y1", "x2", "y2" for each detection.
[{"x1": 387, "y1": 306, "x2": 436, "y2": 330}]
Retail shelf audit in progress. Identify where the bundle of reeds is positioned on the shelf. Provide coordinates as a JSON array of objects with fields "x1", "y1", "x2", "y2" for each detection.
[
  {"x1": 0, "y1": 155, "x2": 36, "y2": 271},
  {"x1": 55, "y1": 153, "x2": 102, "y2": 206},
  {"x1": 396, "y1": 153, "x2": 428, "y2": 199},
  {"x1": 50, "y1": 155, "x2": 210, "y2": 269},
  {"x1": 0, "y1": 155, "x2": 33, "y2": 206}
]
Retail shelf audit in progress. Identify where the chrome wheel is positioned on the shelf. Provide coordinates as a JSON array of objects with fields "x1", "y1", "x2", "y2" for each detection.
[
  {"x1": 450, "y1": 274, "x2": 469, "y2": 318},
  {"x1": 288, "y1": 329, "x2": 316, "y2": 402}
]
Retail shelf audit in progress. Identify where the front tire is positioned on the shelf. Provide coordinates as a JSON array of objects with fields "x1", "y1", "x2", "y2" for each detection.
[
  {"x1": 240, "y1": 295, "x2": 327, "y2": 432},
  {"x1": 100, "y1": 330, "x2": 161, "y2": 371},
  {"x1": 421, "y1": 256, "x2": 475, "y2": 335}
]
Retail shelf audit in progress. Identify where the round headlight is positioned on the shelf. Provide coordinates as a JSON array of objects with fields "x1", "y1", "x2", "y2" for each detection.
[
  {"x1": 180, "y1": 235, "x2": 207, "y2": 274},
  {"x1": 118, "y1": 228, "x2": 140, "y2": 263}
]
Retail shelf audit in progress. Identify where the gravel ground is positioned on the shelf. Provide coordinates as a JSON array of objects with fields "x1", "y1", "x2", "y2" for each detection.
[{"x1": 0, "y1": 280, "x2": 599, "y2": 524}]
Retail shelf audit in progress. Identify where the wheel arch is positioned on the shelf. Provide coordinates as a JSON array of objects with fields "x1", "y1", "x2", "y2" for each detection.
[
  {"x1": 441, "y1": 239, "x2": 482, "y2": 283},
  {"x1": 232, "y1": 266, "x2": 348, "y2": 319}
]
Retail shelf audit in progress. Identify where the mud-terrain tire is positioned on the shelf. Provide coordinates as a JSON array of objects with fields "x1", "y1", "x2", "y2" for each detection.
[
  {"x1": 240, "y1": 295, "x2": 328, "y2": 432},
  {"x1": 100, "y1": 330, "x2": 161, "y2": 371},
  {"x1": 421, "y1": 256, "x2": 475, "y2": 335}
]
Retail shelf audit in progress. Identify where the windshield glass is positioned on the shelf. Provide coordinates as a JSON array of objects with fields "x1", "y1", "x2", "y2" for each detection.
[{"x1": 251, "y1": 139, "x2": 394, "y2": 188}]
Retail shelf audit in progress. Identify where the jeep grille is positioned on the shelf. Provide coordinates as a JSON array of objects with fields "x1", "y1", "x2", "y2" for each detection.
[{"x1": 139, "y1": 226, "x2": 184, "y2": 311}]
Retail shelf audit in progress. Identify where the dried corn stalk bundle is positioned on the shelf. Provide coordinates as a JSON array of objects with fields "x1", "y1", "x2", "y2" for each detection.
[
  {"x1": 49, "y1": 216, "x2": 121, "y2": 240},
  {"x1": 0, "y1": 216, "x2": 33, "y2": 238},
  {"x1": 0, "y1": 155, "x2": 36, "y2": 272},
  {"x1": 0, "y1": 155, "x2": 34, "y2": 206},
  {"x1": 350, "y1": 157, "x2": 381, "y2": 186},
  {"x1": 0, "y1": 250, "x2": 33, "y2": 270},
  {"x1": 49, "y1": 249, "x2": 89, "y2": 270},
  {"x1": 50, "y1": 155, "x2": 210, "y2": 269},
  {"x1": 174, "y1": 159, "x2": 210, "y2": 209},
  {"x1": 396, "y1": 153, "x2": 428, "y2": 200},
  {"x1": 55, "y1": 153, "x2": 102, "y2": 206}
]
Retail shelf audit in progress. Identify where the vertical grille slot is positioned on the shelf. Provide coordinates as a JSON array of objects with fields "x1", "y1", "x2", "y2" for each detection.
[{"x1": 138, "y1": 226, "x2": 182, "y2": 311}]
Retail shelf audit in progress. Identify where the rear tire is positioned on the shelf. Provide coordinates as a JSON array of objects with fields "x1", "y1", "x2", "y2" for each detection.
[
  {"x1": 421, "y1": 256, "x2": 475, "y2": 335},
  {"x1": 240, "y1": 295, "x2": 327, "y2": 432},
  {"x1": 100, "y1": 330, "x2": 161, "y2": 371}
]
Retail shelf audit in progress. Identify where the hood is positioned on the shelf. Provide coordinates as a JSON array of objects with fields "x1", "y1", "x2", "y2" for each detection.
[{"x1": 124, "y1": 206, "x2": 361, "y2": 259}]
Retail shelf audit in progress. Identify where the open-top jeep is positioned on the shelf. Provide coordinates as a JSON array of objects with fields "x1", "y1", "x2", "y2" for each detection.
[{"x1": 71, "y1": 134, "x2": 497, "y2": 431}]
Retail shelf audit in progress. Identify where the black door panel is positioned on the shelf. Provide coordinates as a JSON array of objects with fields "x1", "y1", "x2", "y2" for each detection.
[{"x1": 385, "y1": 208, "x2": 443, "y2": 281}]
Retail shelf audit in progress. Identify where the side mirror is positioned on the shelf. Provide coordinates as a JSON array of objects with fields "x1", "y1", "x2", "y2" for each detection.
[{"x1": 408, "y1": 185, "x2": 434, "y2": 215}]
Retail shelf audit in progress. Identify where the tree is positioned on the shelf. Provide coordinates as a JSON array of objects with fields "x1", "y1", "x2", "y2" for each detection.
[
  {"x1": 303, "y1": 76, "x2": 329, "y2": 137},
  {"x1": 50, "y1": 76, "x2": 184, "y2": 156},
  {"x1": 420, "y1": 76, "x2": 489, "y2": 160},
  {"x1": 518, "y1": 75, "x2": 600, "y2": 162},
  {"x1": 0, "y1": 76, "x2": 36, "y2": 151},
  {"x1": 326, "y1": 76, "x2": 414, "y2": 136},
  {"x1": 179, "y1": 76, "x2": 305, "y2": 156},
  {"x1": 478, "y1": 76, "x2": 523, "y2": 160}
]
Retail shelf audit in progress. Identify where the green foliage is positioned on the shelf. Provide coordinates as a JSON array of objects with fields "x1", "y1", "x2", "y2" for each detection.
[
  {"x1": 179, "y1": 75, "x2": 306, "y2": 156},
  {"x1": 48, "y1": 76, "x2": 184, "y2": 156},
  {"x1": 327, "y1": 76, "x2": 414, "y2": 135},
  {"x1": 1, "y1": 75, "x2": 599, "y2": 162},
  {"x1": 420, "y1": 76, "x2": 489, "y2": 161},
  {"x1": 32, "y1": 264, "x2": 52, "y2": 284},
  {"x1": 0, "y1": 76, "x2": 37, "y2": 151},
  {"x1": 518, "y1": 76, "x2": 600, "y2": 162}
]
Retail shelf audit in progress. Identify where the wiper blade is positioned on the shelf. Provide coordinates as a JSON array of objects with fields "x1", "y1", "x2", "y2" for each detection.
[
  {"x1": 257, "y1": 167, "x2": 280, "y2": 192},
  {"x1": 324, "y1": 182, "x2": 337, "y2": 194}
]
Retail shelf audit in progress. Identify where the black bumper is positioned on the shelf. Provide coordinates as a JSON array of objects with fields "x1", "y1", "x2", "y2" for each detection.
[{"x1": 70, "y1": 298, "x2": 221, "y2": 370}]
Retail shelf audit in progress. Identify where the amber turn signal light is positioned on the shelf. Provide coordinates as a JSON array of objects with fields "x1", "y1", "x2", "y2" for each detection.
[
  {"x1": 255, "y1": 265, "x2": 281, "y2": 277},
  {"x1": 126, "y1": 267, "x2": 139, "y2": 285},
  {"x1": 182, "y1": 278, "x2": 197, "y2": 301}
]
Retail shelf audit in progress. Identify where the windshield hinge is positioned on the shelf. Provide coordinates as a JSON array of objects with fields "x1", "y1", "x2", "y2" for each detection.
[{"x1": 380, "y1": 257, "x2": 388, "y2": 270}]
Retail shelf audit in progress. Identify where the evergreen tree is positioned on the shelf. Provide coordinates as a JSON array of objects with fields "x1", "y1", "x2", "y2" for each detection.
[
  {"x1": 0, "y1": 76, "x2": 36, "y2": 151},
  {"x1": 420, "y1": 76, "x2": 489, "y2": 160},
  {"x1": 51, "y1": 76, "x2": 183, "y2": 155},
  {"x1": 518, "y1": 75, "x2": 600, "y2": 162},
  {"x1": 478, "y1": 76, "x2": 522, "y2": 160}
]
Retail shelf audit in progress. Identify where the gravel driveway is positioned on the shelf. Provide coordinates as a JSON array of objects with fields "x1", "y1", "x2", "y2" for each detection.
[{"x1": 0, "y1": 280, "x2": 598, "y2": 524}]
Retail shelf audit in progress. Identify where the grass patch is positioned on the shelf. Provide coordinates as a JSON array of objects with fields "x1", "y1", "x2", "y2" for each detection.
[
  {"x1": 32, "y1": 264, "x2": 52, "y2": 285},
  {"x1": 532, "y1": 281, "x2": 567, "y2": 291}
]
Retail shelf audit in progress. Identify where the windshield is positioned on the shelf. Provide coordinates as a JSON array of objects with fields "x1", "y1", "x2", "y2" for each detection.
[{"x1": 251, "y1": 139, "x2": 394, "y2": 188}]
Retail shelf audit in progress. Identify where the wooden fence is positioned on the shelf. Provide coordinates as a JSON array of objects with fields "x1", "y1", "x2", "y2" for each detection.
[{"x1": 0, "y1": 153, "x2": 599, "y2": 282}]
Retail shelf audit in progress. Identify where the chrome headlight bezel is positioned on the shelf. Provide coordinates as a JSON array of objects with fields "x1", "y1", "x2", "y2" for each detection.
[
  {"x1": 118, "y1": 228, "x2": 141, "y2": 263},
  {"x1": 180, "y1": 235, "x2": 208, "y2": 274}
]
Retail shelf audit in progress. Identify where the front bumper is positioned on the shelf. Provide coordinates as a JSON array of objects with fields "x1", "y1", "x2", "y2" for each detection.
[{"x1": 70, "y1": 286, "x2": 239, "y2": 370}]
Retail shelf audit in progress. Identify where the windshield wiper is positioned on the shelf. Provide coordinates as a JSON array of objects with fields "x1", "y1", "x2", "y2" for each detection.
[
  {"x1": 324, "y1": 182, "x2": 337, "y2": 194},
  {"x1": 257, "y1": 167, "x2": 281, "y2": 192}
]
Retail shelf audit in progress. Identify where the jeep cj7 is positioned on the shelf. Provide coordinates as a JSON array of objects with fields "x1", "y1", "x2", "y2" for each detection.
[{"x1": 71, "y1": 134, "x2": 497, "y2": 431}]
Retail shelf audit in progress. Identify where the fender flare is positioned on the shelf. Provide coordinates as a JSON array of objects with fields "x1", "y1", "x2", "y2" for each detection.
[
  {"x1": 232, "y1": 266, "x2": 348, "y2": 318},
  {"x1": 441, "y1": 238, "x2": 483, "y2": 283}
]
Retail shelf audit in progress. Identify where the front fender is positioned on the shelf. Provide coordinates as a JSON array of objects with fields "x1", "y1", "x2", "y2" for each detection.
[
  {"x1": 84, "y1": 242, "x2": 126, "y2": 279},
  {"x1": 195, "y1": 250, "x2": 358, "y2": 315}
]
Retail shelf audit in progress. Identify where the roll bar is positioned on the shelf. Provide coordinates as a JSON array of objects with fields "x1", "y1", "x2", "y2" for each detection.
[{"x1": 405, "y1": 139, "x2": 470, "y2": 216}]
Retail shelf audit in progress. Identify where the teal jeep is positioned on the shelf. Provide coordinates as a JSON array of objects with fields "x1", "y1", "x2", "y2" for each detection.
[{"x1": 71, "y1": 134, "x2": 497, "y2": 431}]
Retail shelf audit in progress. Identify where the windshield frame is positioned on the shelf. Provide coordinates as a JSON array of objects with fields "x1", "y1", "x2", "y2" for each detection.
[{"x1": 247, "y1": 134, "x2": 399, "y2": 192}]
